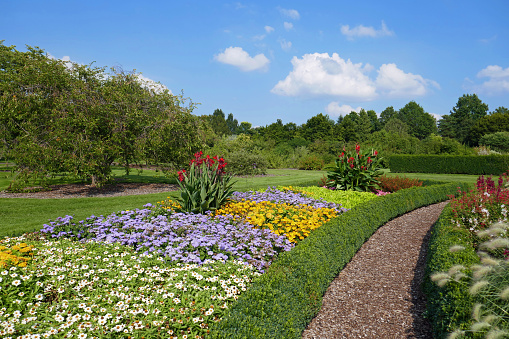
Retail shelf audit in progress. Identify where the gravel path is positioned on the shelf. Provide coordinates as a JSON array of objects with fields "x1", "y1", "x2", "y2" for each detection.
[{"x1": 302, "y1": 201, "x2": 448, "y2": 339}]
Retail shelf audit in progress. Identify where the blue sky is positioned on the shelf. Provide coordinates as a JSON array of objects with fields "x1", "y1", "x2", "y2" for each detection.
[{"x1": 2, "y1": 0, "x2": 508, "y2": 127}]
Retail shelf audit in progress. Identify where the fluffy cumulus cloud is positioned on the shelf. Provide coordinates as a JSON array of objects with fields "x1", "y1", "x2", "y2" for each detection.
[
  {"x1": 325, "y1": 102, "x2": 363, "y2": 117},
  {"x1": 215, "y1": 47, "x2": 270, "y2": 72},
  {"x1": 376, "y1": 63, "x2": 439, "y2": 97},
  {"x1": 265, "y1": 25, "x2": 274, "y2": 33},
  {"x1": 279, "y1": 8, "x2": 300, "y2": 20},
  {"x1": 474, "y1": 65, "x2": 509, "y2": 95},
  {"x1": 341, "y1": 21, "x2": 394, "y2": 40},
  {"x1": 271, "y1": 53, "x2": 377, "y2": 100},
  {"x1": 272, "y1": 53, "x2": 439, "y2": 101}
]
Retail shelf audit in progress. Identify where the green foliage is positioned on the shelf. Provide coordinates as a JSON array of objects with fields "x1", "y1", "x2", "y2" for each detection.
[
  {"x1": 389, "y1": 155, "x2": 509, "y2": 175},
  {"x1": 439, "y1": 94, "x2": 489, "y2": 145},
  {"x1": 423, "y1": 205, "x2": 480, "y2": 338},
  {"x1": 397, "y1": 101, "x2": 438, "y2": 139},
  {"x1": 418, "y1": 134, "x2": 467, "y2": 155},
  {"x1": 300, "y1": 113, "x2": 334, "y2": 142},
  {"x1": 0, "y1": 42, "x2": 201, "y2": 187},
  {"x1": 479, "y1": 132, "x2": 509, "y2": 153},
  {"x1": 226, "y1": 151, "x2": 268, "y2": 176},
  {"x1": 377, "y1": 175, "x2": 423, "y2": 192},
  {"x1": 210, "y1": 181, "x2": 470, "y2": 338},
  {"x1": 175, "y1": 152, "x2": 235, "y2": 213},
  {"x1": 327, "y1": 145, "x2": 383, "y2": 191},
  {"x1": 468, "y1": 111, "x2": 509, "y2": 146},
  {"x1": 285, "y1": 186, "x2": 378, "y2": 209},
  {"x1": 298, "y1": 154, "x2": 324, "y2": 170}
]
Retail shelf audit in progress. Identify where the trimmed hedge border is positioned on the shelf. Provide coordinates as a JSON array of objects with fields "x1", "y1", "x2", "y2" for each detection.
[
  {"x1": 208, "y1": 181, "x2": 470, "y2": 338},
  {"x1": 423, "y1": 204, "x2": 480, "y2": 338},
  {"x1": 389, "y1": 154, "x2": 509, "y2": 175}
]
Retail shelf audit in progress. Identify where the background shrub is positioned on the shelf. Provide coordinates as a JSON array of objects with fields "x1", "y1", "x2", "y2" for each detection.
[
  {"x1": 298, "y1": 154, "x2": 324, "y2": 170},
  {"x1": 479, "y1": 132, "x2": 509, "y2": 153},
  {"x1": 226, "y1": 151, "x2": 268, "y2": 176},
  {"x1": 377, "y1": 175, "x2": 423, "y2": 192}
]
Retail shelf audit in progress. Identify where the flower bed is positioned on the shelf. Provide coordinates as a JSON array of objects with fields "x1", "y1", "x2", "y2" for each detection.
[{"x1": 0, "y1": 187, "x2": 354, "y2": 338}]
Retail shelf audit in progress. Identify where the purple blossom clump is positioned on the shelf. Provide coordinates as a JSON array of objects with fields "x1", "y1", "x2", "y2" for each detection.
[
  {"x1": 232, "y1": 187, "x2": 349, "y2": 213},
  {"x1": 40, "y1": 206, "x2": 294, "y2": 272}
]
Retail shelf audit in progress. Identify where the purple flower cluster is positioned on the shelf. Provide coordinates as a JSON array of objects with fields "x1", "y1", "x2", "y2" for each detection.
[
  {"x1": 40, "y1": 203, "x2": 293, "y2": 272},
  {"x1": 232, "y1": 187, "x2": 349, "y2": 213}
]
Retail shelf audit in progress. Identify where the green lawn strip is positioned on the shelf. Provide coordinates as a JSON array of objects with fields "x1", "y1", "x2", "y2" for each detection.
[
  {"x1": 423, "y1": 205, "x2": 480, "y2": 338},
  {"x1": 0, "y1": 169, "x2": 325, "y2": 237},
  {"x1": 209, "y1": 182, "x2": 471, "y2": 338},
  {"x1": 382, "y1": 169, "x2": 482, "y2": 187}
]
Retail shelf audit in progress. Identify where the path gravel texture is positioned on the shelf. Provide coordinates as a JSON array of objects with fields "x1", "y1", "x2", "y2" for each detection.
[{"x1": 302, "y1": 201, "x2": 449, "y2": 339}]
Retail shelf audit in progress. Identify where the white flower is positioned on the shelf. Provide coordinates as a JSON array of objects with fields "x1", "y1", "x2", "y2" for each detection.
[{"x1": 12, "y1": 280, "x2": 21, "y2": 286}]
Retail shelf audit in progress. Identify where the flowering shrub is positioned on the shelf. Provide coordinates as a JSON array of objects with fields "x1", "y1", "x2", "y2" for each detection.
[
  {"x1": 327, "y1": 144, "x2": 383, "y2": 192},
  {"x1": 450, "y1": 174, "x2": 509, "y2": 245},
  {"x1": 377, "y1": 175, "x2": 423, "y2": 193},
  {"x1": 0, "y1": 236, "x2": 260, "y2": 338},
  {"x1": 40, "y1": 204, "x2": 293, "y2": 272},
  {"x1": 0, "y1": 242, "x2": 34, "y2": 268},
  {"x1": 176, "y1": 151, "x2": 235, "y2": 214}
]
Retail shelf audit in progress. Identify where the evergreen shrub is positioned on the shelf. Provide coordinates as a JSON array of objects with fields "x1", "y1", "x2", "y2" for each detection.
[{"x1": 389, "y1": 155, "x2": 509, "y2": 175}]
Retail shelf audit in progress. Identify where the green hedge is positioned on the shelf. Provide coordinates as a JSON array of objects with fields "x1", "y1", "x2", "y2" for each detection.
[
  {"x1": 389, "y1": 155, "x2": 509, "y2": 175},
  {"x1": 423, "y1": 205, "x2": 480, "y2": 338},
  {"x1": 208, "y1": 181, "x2": 470, "y2": 338}
]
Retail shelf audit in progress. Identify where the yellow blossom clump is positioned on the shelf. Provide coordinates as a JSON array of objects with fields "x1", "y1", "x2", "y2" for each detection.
[
  {"x1": 214, "y1": 200, "x2": 337, "y2": 243},
  {"x1": 0, "y1": 242, "x2": 35, "y2": 268},
  {"x1": 157, "y1": 198, "x2": 182, "y2": 213}
]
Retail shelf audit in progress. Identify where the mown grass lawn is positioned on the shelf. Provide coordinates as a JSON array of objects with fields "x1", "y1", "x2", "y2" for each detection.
[{"x1": 0, "y1": 169, "x2": 326, "y2": 237}]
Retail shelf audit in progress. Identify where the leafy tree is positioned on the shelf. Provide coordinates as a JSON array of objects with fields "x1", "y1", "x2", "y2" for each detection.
[
  {"x1": 357, "y1": 109, "x2": 373, "y2": 141},
  {"x1": 479, "y1": 132, "x2": 509, "y2": 152},
  {"x1": 238, "y1": 121, "x2": 252, "y2": 134},
  {"x1": 379, "y1": 106, "x2": 397, "y2": 127},
  {"x1": 492, "y1": 106, "x2": 509, "y2": 115},
  {"x1": 226, "y1": 113, "x2": 239, "y2": 135},
  {"x1": 397, "y1": 101, "x2": 437, "y2": 139},
  {"x1": 300, "y1": 113, "x2": 334, "y2": 142},
  {"x1": 384, "y1": 118, "x2": 410, "y2": 136},
  {"x1": 468, "y1": 111, "x2": 509, "y2": 146},
  {"x1": 261, "y1": 119, "x2": 297, "y2": 144},
  {"x1": 439, "y1": 94, "x2": 489, "y2": 145},
  {"x1": 0, "y1": 42, "x2": 200, "y2": 187},
  {"x1": 207, "y1": 109, "x2": 230, "y2": 136},
  {"x1": 367, "y1": 109, "x2": 381, "y2": 132}
]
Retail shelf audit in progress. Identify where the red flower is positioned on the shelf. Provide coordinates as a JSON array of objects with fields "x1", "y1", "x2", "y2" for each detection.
[
  {"x1": 374, "y1": 150, "x2": 378, "y2": 156},
  {"x1": 355, "y1": 144, "x2": 360, "y2": 153},
  {"x1": 348, "y1": 157, "x2": 354, "y2": 163},
  {"x1": 177, "y1": 169, "x2": 186, "y2": 182},
  {"x1": 367, "y1": 157, "x2": 372, "y2": 164},
  {"x1": 339, "y1": 152, "x2": 344, "y2": 158},
  {"x1": 350, "y1": 164, "x2": 354, "y2": 168}
]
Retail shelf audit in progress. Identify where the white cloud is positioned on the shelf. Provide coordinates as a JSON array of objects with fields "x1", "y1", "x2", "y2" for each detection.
[
  {"x1": 376, "y1": 63, "x2": 439, "y2": 97},
  {"x1": 136, "y1": 74, "x2": 171, "y2": 94},
  {"x1": 265, "y1": 25, "x2": 274, "y2": 33},
  {"x1": 279, "y1": 8, "x2": 300, "y2": 20},
  {"x1": 215, "y1": 46, "x2": 270, "y2": 72},
  {"x1": 429, "y1": 113, "x2": 442, "y2": 121},
  {"x1": 279, "y1": 39, "x2": 292, "y2": 51},
  {"x1": 272, "y1": 53, "x2": 439, "y2": 101},
  {"x1": 325, "y1": 102, "x2": 363, "y2": 117},
  {"x1": 271, "y1": 53, "x2": 377, "y2": 100},
  {"x1": 474, "y1": 65, "x2": 509, "y2": 95},
  {"x1": 284, "y1": 22, "x2": 293, "y2": 31},
  {"x1": 341, "y1": 21, "x2": 394, "y2": 40}
]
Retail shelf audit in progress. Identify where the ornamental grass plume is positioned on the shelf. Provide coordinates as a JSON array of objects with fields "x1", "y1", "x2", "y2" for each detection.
[{"x1": 433, "y1": 221, "x2": 509, "y2": 337}]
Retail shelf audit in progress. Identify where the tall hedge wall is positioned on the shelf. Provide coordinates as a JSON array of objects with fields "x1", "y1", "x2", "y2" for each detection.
[
  {"x1": 389, "y1": 155, "x2": 509, "y2": 175},
  {"x1": 208, "y1": 181, "x2": 470, "y2": 338}
]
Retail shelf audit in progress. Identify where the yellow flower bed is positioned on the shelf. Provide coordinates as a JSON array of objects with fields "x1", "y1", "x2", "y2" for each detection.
[
  {"x1": 0, "y1": 242, "x2": 34, "y2": 268},
  {"x1": 214, "y1": 200, "x2": 337, "y2": 242}
]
